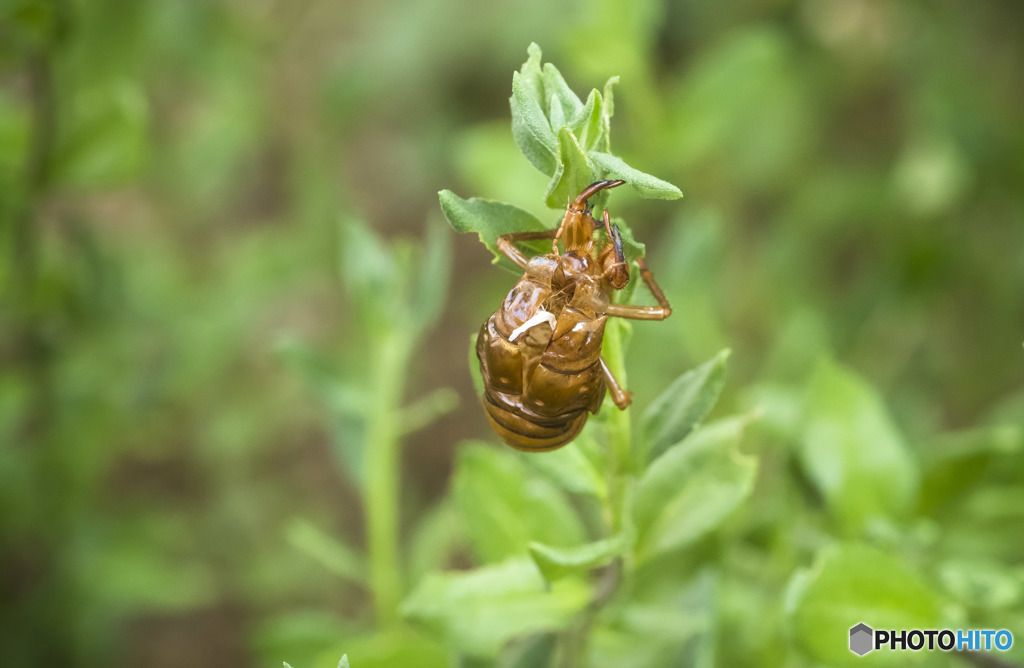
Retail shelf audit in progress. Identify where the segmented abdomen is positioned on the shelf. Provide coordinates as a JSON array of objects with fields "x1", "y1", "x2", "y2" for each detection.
[{"x1": 477, "y1": 298, "x2": 607, "y2": 451}]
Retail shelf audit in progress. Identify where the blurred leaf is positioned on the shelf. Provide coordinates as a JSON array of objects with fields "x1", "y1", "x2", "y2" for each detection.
[
  {"x1": 641, "y1": 349, "x2": 730, "y2": 466},
  {"x1": 284, "y1": 662, "x2": 295, "y2": 668},
  {"x1": 408, "y1": 500, "x2": 464, "y2": 585},
  {"x1": 588, "y1": 151, "x2": 682, "y2": 200},
  {"x1": 399, "y1": 387, "x2": 458, "y2": 436},
  {"x1": 529, "y1": 531, "x2": 632, "y2": 582},
  {"x1": 920, "y1": 424, "x2": 1022, "y2": 514},
  {"x1": 468, "y1": 333, "x2": 485, "y2": 397},
  {"x1": 286, "y1": 518, "x2": 365, "y2": 584},
  {"x1": 313, "y1": 630, "x2": 444, "y2": 668},
  {"x1": 785, "y1": 543, "x2": 946, "y2": 666},
  {"x1": 510, "y1": 44, "x2": 557, "y2": 175},
  {"x1": 498, "y1": 633, "x2": 557, "y2": 668},
  {"x1": 401, "y1": 559, "x2": 589, "y2": 659},
  {"x1": 634, "y1": 416, "x2": 757, "y2": 562},
  {"x1": 277, "y1": 340, "x2": 366, "y2": 483},
  {"x1": 410, "y1": 218, "x2": 452, "y2": 333},
  {"x1": 799, "y1": 359, "x2": 920, "y2": 530},
  {"x1": 439, "y1": 190, "x2": 548, "y2": 273},
  {"x1": 339, "y1": 217, "x2": 397, "y2": 315},
  {"x1": 521, "y1": 441, "x2": 606, "y2": 499},
  {"x1": 338, "y1": 655, "x2": 350, "y2": 668},
  {"x1": 674, "y1": 27, "x2": 811, "y2": 189},
  {"x1": 55, "y1": 80, "x2": 148, "y2": 188},
  {"x1": 937, "y1": 557, "x2": 1022, "y2": 610},
  {"x1": 544, "y1": 127, "x2": 597, "y2": 209},
  {"x1": 453, "y1": 443, "x2": 585, "y2": 564}
]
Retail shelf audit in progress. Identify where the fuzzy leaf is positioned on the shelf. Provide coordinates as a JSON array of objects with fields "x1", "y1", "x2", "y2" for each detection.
[
  {"x1": 529, "y1": 531, "x2": 633, "y2": 582},
  {"x1": 785, "y1": 543, "x2": 945, "y2": 666},
  {"x1": 634, "y1": 416, "x2": 757, "y2": 562},
  {"x1": 589, "y1": 151, "x2": 682, "y2": 199},
  {"x1": 570, "y1": 89, "x2": 605, "y2": 152},
  {"x1": 439, "y1": 190, "x2": 550, "y2": 273},
  {"x1": 600, "y1": 76, "x2": 618, "y2": 152},
  {"x1": 541, "y1": 62, "x2": 584, "y2": 124},
  {"x1": 799, "y1": 359, "x2": 919, "y2": 530},
  {"x1": 510, "y1": 45, "x2": 558, "y2": 175},
  {"x1": 642, "y1": 350, "x2": 731, "y2": 465},
  {"x1": 544, "y1": 128, "x2": 598, "y2": 209},
  {"x1": 402, "y1": 559, "x2": 589, "y2": 659}
]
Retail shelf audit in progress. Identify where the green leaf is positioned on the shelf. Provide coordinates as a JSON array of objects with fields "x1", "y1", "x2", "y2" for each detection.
[
  {"x1": 634, "y1": 416, "x2": 757, "y2": 562},
  {"x1": 468, "y1": 333, "x2": 485, "y2": 398},
  {"x1": 407, "y1": 500, "x2": 464, "y2": 585},
  {"x1": 919, "y1": 424, "x2": 1022, "y2": 514},
  {"x1": 541, "y1": 62, "x2": 584, "y2": 125},
  {"x1": 438, "y1": 190, "x2": 550, "y2": 273},
  {"x1": 398, "y1": 387, "x2": 458, "y2": 436},
  {"x1": 410, "y1": 218, "x2": 451, "y2": 333},
  {"x1": 453, "y1": 443, "x2": 585, "y2": 564},
  {"x1": 401, "y1": 559, "x2": 590, "y2": 659},
  {"x1": 285, "y1": 518, "x2": 365, "y2": 583},
  {"x1": 588, "y1": 152, "x2": 682, "y2": 200},
  {"x1": 799, "y1": 359, "x2": 919, "y2": 530},
  {"x1": 521, "y1": 441, "x2": 606, "y2": 499},
  {"x1": 785, "y1": 543, "x2": 946, "y2": 666},
  {"x1": 510, "y1": 44, "x2": 558, "y2": 175},
  {"x1": 570, "y1": 89, "x2": 605, "y2": 152},
  {"x1": 937, "y1": 557, "x2": 1022, "y2": 610},
  {"x1": 339, "y1": 217, "x2": 397, "y2": 310},
  {"x1": 55, "y1": 80, "x2": 148, "y2": 188},
  {"x1": 642, "y1": 350, "x2": 731, "y2": 465},
  {"x1": 498, "y1": 634, "x2": 557, "y2": 668},
  {"x1": 600, "y1": 76, "x2": 618, "y2": 152},
  {"x1": 544, "y1": 127, "x2": 598, "y2": 209},
  {"x1": 313, "y1": 630, "x2": 445, "y2": 668},
  {"x1": 529, "y1": 531, "x2": 633, "y2": 582}
]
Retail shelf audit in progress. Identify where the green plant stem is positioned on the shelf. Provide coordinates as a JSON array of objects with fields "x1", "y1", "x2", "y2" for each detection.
[
  {"x1": 559, "y1": 319, "x2": 634, "y2": 668},
  {"x1": 365, "y1": 330, "x2": 410, "y2": 629},
  {"x1": 603, "y1": 319, "x2": 632, "y2": 533}
]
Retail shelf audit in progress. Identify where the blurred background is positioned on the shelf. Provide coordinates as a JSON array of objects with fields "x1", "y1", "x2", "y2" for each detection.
[{"x1": 1, "y1": 0, "x2": 1022, "y2": 666}]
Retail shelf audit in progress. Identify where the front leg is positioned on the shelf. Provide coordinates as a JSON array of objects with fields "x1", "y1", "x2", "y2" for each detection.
[{"x1": 496, "y1": 229, "x2": 558, "y2": 270}]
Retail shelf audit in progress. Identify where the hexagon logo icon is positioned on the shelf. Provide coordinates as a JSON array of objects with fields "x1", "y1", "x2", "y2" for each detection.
[{"x1": 850, "y1": 623, "x2": 874, "y2": 656}]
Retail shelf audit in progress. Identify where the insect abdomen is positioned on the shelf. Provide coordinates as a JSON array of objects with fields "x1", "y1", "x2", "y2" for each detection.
[
  {"x1": 477, "y1": 305, "x2": 607, "y2": 451},
  {"x1": 481, "y1": 387, "x2": 589, "y2": 452}
]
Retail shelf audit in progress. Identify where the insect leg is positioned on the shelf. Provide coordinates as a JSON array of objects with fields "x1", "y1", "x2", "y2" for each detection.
[
  {"x1": 599, "y1": 358, "x2": 632, "y2": 409},
  {"x1": 497, "y1": 229, "x2": 558, "y2": 269},
  {"x1": 605, "y1": 257, "x2": 671, "y2": 320}
]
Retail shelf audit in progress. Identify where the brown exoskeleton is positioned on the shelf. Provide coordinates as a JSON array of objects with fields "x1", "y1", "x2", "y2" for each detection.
[{"x1": 476, "y1": 180, "x2": 672, "y2": 452}]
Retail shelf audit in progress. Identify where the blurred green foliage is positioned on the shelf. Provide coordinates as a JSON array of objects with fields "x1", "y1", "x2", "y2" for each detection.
[{"x1": 1, "y1": 0, "x2": 1022, "y2": 667}]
